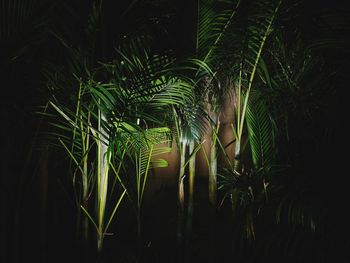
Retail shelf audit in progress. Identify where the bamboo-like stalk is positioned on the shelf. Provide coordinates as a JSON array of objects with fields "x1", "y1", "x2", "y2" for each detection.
[
  {"x1": 96, "y1": 107, "x2": 110, "y2": 252},
  {"x1": 185, "y1": 140, "x2": 196, "y2": 260},
  {"x1": 187, "y1": 141, "x2": 195, "y2": 220},
  {"x1": 177, "y1": 140, "x2": 186, "y2": 263},
  {"x1": 178, "y1": 142, "x2": 186, "y2": 208},
  {"x1": 209, "y1": 140, "x2": 217, "y2": 204},
  {"x1": 173, "y1": 105, "x2": 186, "y2": 259},
  {"x1": 81, "y1": 110, "x2": 91, "y2": 245},
  {"x1": 208, "y1": 118, "x2": 220, "y2": 205}
]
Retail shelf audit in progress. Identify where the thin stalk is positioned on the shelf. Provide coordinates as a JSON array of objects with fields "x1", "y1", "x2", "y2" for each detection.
[
  {"x1": 188, "y1": 141, "x2": 195, "y2": 214},
  {"x1": 234, "y1": 65, "x2": 243, "y2": 171},
  {"x1": 96, "y1": 105, "x2": 102, "y2": 251},
  {"x1": 174, "y1": 106, "x2": 186, "y2": 208},
  {"x1": 209, "y1": 120, "x2": 220, "y2": 205},
  {"x1": 96, "y1": 105, "x2": 110, "y2": 252},
  {"x1": 72, "y1": 83, "x2": 89, "y2": 241},
  {"x1": 178, "y1": 142, "x2": 186, "y2": 207},
  {"x1": 96, "y1": 104, "x2": 102, "y2": 251},
  {"x1": 185, "y1": 140, "x2": 196, "y2": 259},
  {"x1": 177, "y1": 140, "x2": 186, "y2": 262},
  {"x1": 81, "y1": 105, "x2": 91, "y2": 244}
]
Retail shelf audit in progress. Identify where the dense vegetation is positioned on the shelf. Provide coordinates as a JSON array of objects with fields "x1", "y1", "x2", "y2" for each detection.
[{"x1": 1, "y1": 0, "x2": 349, "y2": 262}]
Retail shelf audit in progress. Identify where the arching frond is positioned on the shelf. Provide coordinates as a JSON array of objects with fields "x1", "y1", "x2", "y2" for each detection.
[
  {"x1": 246, "y1": 90, "x2": 276, "y2": 173},
  {"x1": 196, "y1": 0, "x2": 241, "y2": 66}
]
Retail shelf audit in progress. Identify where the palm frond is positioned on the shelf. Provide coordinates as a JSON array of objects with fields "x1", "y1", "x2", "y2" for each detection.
[
  {"x1": 246, "y1": 90, "x2": 276, "y2": 173},
  {"x1": 173, "y1": 101, "x2": 209, "y2": 144},
  {"x1": 240, "y1": 0, "x2": 282, "y2": 87},
  {"x1": 196, "y1": 0, "x2": 241, "y2": 66}
]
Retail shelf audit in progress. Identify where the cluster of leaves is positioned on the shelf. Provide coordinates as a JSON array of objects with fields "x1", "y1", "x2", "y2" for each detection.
[{"x1": 40, "y1": 0, "x2": 345, "y2": 260}]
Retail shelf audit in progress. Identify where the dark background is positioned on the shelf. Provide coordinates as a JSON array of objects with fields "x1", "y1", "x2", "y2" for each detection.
[{"x1": 1, "y1": 0, "x2": 349, "y2": 262}]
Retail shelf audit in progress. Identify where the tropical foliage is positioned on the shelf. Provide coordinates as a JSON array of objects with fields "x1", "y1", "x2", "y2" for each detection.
[{"x1": 2, "y1": 0, "x2": 348, "y2": 262}]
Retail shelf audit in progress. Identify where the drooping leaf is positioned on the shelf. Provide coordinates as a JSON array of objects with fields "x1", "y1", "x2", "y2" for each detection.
[{"x1": 246, "y1": 90, "x2": 276, "y2": 173}]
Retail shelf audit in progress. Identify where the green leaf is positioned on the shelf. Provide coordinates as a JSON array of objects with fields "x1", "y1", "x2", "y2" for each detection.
[{"x1": 246, "y1": 91, "x2": 275, "y2": 172}]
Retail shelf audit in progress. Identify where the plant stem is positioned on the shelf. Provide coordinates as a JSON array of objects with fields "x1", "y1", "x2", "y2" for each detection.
[
  {"x1": 96, "y1": 105, "x2": 110, "y2": 252},
  {"x1": 185, "y1": 140, "x2": 196, "y2": 261},
  {"x1": 177, "y1": 141, "x2": 186, "y2": 262},
  {"x1": 234, "y1": 138, "x2": 241, "y2": 171},
  {"x1": 188, "y1": 141, "x2": 196, "y2": 217},
  {"x1": 209, "y1": 119, "x2": 220, "y2": 205}
]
